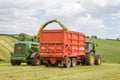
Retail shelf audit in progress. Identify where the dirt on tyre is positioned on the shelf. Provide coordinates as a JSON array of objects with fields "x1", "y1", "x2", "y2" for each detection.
[
  {"x1": 31, "y1": 55, "x2": 41, "y2": 66},
  {"x1": 63, "y1": 58, "x2": 71, "y2": 68},
  {"x1": 95, "y1": 54, "x2": 102, "y2": 65},
  {"x1": 71, "y1": 58, "x2": 76, "y2": 67},
  {"x1": 85, "y1": 52, "x2": 95, "y2": 65}
]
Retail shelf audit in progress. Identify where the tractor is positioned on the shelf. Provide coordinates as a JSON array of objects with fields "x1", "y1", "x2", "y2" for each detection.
[{"x1": 11, "y1": 41, "x2": 42, "y2": 66}]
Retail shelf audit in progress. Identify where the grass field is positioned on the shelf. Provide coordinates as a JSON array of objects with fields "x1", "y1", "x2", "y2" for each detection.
[
  {"x1": 0, "y1": 36, "x2": 120, "y2": 80},
  {"x1": 0, "y1": 36, "x2": 18, "y2": 61},
  {"x1": 0, "y1": 63, "x2": 120, "y2": 80},
  {"x1": 0, "y1": 36, "x2": 120, "y2": 63}
]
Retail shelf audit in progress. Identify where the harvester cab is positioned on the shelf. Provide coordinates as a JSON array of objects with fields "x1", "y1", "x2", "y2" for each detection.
[{"x1": 11, "y1": 41, "x2": 41, "y2": 66}]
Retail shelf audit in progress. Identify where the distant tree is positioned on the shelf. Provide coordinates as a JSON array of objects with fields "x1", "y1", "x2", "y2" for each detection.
[
  {"x1": 86, "y1": 36, "x2": 89, "y2": 38},
  {"x1": 18, "y1": 33, "x2": 26, "y2": 41},
  {"x1": 116, "y1": 38, "x2": 120, "y2": 41},
  {"x1": 91, "y1": 35, "x2": 97, "y2": 39}
]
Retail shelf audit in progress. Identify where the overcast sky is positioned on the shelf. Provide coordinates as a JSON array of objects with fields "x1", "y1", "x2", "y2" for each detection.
[{"x1": 0, "y1": 0, "x2": 120, "y2": 39}]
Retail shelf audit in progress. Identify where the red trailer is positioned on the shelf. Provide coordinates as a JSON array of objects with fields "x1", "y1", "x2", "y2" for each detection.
[{"x1": 38, "y1": 20, "x2": 101, "y2": 68}]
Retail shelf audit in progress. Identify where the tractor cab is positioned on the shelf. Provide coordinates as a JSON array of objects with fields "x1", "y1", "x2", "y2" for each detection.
[{"x1": 86, "y1": 42, "x2": 96, "y2": 53}]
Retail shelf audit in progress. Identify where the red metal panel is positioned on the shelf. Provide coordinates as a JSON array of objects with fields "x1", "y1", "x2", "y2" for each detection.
[
  {"x1": 40, "y1": 29, "x2": 86, "y2": 61},
  {"x1": 40, "y1": 30, "x2": 64, "y2": 43}
]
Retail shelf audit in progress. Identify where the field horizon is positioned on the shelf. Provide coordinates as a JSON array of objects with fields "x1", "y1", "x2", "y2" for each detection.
[{"x1": 0, "y1": 35, "x2": 120, "y2": 80}]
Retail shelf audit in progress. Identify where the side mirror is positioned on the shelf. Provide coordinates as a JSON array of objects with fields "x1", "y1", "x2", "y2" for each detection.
[{"x1": 96, "y1": 43, "x2": 98, "y2": 47}]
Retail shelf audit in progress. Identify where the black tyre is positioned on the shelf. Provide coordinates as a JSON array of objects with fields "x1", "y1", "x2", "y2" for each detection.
[
  {"x1": 52, "y1": 63, "x2": 58, "y2": 67},
  {"x1": 31, "y1": 55, "x2": 41, "y2": 66},
  {"x1": 45, "y1": 61, "x2": 52, "y2": 67},
  {"x1": 71, "y1": 58, "x2": 76, "y2": 67},
  {"x1": 81, "y1": 59, "x2": 86, "y2": 65},
  {"x1": 26, "y1": 62, "x2": 31, "y2": 65},
  {"x1": 85, "y1": 52, "x2": 95, "y2": 65},
  {"x1": 11, "y1": 60, "x2": 21, "y2": 66},
  {"x1": 63, "y1": 58, "x2": 71, "y2": 68},
  {"x1": 77, "y1": 62, "x2": 81, "y2": 65},
  {"x1": 40, "y1": 59, "x2": 45, "y2": 65},
  {"x1": 95, "y1": 54, "x2": 102, "y2": 65}
]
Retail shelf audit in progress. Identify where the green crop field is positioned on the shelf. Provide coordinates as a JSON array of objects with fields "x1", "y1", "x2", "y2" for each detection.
[
  {"x1": 0, "y1": 35, "x2": 120, "y2": 63},
  {"x1": 0, "y1": 63, "x2": 120, "y2": 80},
  {"x1": 0, "y1": 36, "x2": 120, "y2": 80},
  {"x1": 0, "y1": 36, "x2": 18, "y2": 61},
  {"x1": 93, "y1": 39, "x2": 120, "y2": 64}
]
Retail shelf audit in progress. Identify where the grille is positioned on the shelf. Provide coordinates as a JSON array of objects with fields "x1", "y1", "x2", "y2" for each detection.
[{"x1": 14, "y1": 44, "x2": 25, "y2": 54}]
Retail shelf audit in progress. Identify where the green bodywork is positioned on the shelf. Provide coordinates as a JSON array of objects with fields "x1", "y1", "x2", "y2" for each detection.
[{"x1": 11, "y1": 41, "x2": 39, "y2": 62}]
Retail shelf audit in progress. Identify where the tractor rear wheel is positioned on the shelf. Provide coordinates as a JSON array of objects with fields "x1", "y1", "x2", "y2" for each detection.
[
  {"x1": 63, "y1": 58, "x2": 71, "y2": 68},
  {"x1": 95, "y1": 54, "x2": 102, "y2": 65},
  {"x1": 71, "y1": 58, "x2": 76, "y2": 67},
  {"x1": 31, "y1": 55, "x2": 40, "y2": 66},
  {"x1": 85, "y1": 52, "x2": 95, "y2": 65}
]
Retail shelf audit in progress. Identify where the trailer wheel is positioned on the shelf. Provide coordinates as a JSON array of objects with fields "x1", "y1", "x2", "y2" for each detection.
[
  {"x1": 85, "y1": 52, "x2": 95, "y2": 65},
  {"x1": 45, "y1": 61, "x2": 51, "y2": 67},
  {"x1": 52, "y1": 63, "x2": 58, "y2": 67},
  {"x1": 11, "y1": 60, "x2": 21, "y2": 66},
  {"x1": 71, "y1": 58, "x2": 76, "y2": 67},
  {"x1": 63, "y1": 58, "x2": 71, "y2": 68},
  {"x1": 31, "y1": 55, "x2": 40, "y2": 66},
  {"x1": 95, "y1": 54, "x2": 101, "y2": 65}
]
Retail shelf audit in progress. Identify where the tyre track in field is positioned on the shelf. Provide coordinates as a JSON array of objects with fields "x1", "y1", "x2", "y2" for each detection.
[
  {"x1": 0, "y1": 36, "x2": 17, "y2": 60},
  {"x1": 0, "y1": 39, "x2": 12, "y2": 52},
  {"x1": 0, "y1": 43, "x2": 10, "y2": 60},
  {"x1": 0, "y1": 36, "x2": 15, "y2": 47}
]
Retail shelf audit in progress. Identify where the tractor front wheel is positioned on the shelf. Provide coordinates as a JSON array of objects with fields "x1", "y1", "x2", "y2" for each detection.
[
  {"x1": 31, "y1": 55, "x2": 40, "y2": 66},
  {"x1": 95, "y1": 54, "x2": 102, "y2": 65},
  {"x1": 11, "y1": 60, "x2": 21, "y2": 66}
]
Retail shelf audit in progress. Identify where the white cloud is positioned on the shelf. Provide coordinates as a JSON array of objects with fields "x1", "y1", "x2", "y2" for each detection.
[
  {"x1": 93, "y1": 0, "x2": 108, "y2": 7},
  {"x1": 0, "y1": 0, "x2": 119, "y2": 39},
  {"x1": 70, "y1": 14, "x2": 108, "y2": 37},
  {"x1": 45, "y1": 0, "x2": 85, "y2": 18},
  {"x1": 108, "y1": 0, "x2": 120, "y2": 6},
  {"x1": 110, "y1": 11, "x2": 120, "y2": 19}
]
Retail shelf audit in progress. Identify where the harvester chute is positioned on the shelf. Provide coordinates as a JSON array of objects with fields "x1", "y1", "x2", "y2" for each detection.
[{"x1": 36, "y1": 19, "x2": 68, "y2": 42}]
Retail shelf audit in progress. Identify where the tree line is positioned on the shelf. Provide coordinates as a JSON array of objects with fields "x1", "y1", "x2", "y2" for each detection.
[{"x1": 0, "y1": 33, "x2": 34, "y2": 41}]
